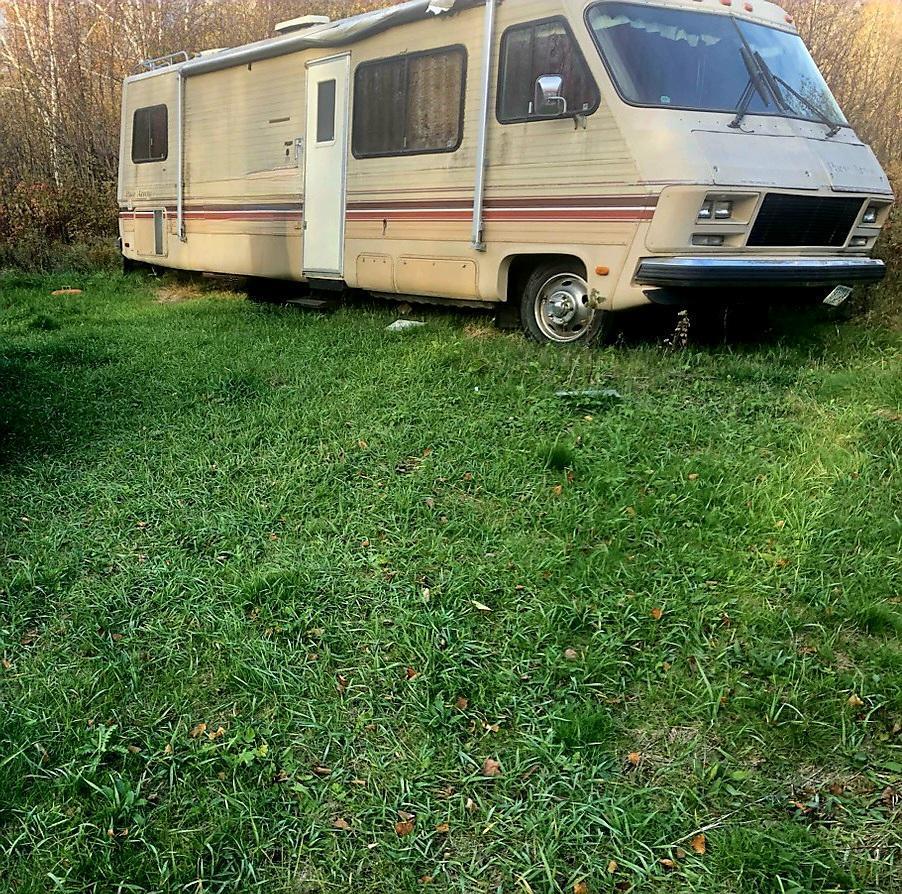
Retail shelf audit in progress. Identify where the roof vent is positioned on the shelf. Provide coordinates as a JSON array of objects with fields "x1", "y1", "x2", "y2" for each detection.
[{"x1": 275, "y1": 14, "x2": 331, "y2": 35}]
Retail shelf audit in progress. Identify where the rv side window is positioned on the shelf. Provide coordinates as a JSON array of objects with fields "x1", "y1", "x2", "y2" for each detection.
[
  {"x1": 317, "y1": 80, "x2": 337, "y2": 144},
  {"x1": 497, "y1": 18, "x2": 599, "y2": 124},
  {"x1": 353, "y1": 46, "x2": 467, "y2": 158},
  {"x1": 132, "y1": 105, "x2": 169, "y2": 164}
]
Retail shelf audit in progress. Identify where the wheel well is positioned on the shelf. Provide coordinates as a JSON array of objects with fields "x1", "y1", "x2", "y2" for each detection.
[{"x1": 502, "y1": 254, "x2": 587, "y2": 305}]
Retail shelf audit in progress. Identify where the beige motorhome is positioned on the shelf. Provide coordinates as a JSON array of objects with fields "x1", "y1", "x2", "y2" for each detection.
[{"x1": 118, "y1": 0, "x2": 893, "y2": 343}]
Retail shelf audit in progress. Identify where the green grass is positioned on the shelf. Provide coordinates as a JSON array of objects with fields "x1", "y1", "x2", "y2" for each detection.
[{"x1": 0, "y1": 270, "x2": 900, "y2": 893}]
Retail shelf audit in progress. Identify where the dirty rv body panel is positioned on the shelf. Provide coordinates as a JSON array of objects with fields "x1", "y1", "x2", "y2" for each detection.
[{"x1": 118, "y1": 0, "x2": 892, "y2": 344}]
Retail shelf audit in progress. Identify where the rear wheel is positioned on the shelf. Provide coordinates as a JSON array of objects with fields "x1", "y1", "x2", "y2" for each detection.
[{"x1": 520, "y1": 262, "x2": 607, "y2": 345}]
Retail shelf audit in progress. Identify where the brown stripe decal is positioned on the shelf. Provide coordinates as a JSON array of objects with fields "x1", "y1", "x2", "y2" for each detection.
[
  {"x1": 345, "y1": 195, "x2": 658, "y2": 222},
  {"x1": 120, "y1": 196, "x2": 658, "y2": 223},
  {"x1": 120, "y1": 203, "x2": 302, "y2": 222}
]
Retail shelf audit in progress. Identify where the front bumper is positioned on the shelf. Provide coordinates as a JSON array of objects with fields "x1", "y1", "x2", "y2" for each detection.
[{"x1": 635, "y1": 257, "x2": 887, "y2": 289}]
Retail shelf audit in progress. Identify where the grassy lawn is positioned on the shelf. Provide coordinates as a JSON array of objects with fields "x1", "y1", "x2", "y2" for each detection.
[{"x1": 0, "y1": 271, "x2": 900, "y2": 894}]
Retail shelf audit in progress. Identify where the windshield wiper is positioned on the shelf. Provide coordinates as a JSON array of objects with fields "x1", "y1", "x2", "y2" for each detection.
[
  {"x1": 730, "y1": 45, "x2": 772, "y2": 129},
  {"x1": 753, "y1": 51, "x2": 843, "y2": 138}
]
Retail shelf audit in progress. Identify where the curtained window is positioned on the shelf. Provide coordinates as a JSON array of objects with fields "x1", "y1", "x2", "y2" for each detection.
[
  {"x1": 497, "y1": 19, "x2": 599, "y2": 123},
  {"x1": 353, "y1": 46, "x2": 467, "y2": 158}
]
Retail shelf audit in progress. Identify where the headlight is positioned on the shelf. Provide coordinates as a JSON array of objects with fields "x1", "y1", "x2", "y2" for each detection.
[
  {"x1": 698, "y1": 199, "x2": 734, "y2": 221},
  {"x1": 714, "y1": 201, "x2": 734, "y2": 220},
  {"x1": 862, "y1": 205, "x2": 879, "y2": 225}
]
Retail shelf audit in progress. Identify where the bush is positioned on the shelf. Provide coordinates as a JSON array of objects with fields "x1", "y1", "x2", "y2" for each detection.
[{"x1": 0, "y1": 175, "x2": 118, "y2": 273}]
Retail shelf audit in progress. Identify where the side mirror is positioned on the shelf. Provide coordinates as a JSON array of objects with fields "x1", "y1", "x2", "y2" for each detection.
[{"x1": 534, "y1": 75, "x2": 567, "y2": 117}]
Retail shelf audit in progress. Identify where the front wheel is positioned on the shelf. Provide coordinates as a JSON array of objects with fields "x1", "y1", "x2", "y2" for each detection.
[{"x1": 520, "y1": 262, "x2": 608, "y2": 345}]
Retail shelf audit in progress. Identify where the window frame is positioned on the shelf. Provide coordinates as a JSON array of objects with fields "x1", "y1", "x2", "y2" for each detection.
[
  {"x1": 495, "y1": 16, "x2": 601, "y2": 126},
  {"x1": 352, "y1": 44, "x2": 468, "y2": 160},
  {"x1": 131, "y1": 104, "x2": 169, "y2": 165}
]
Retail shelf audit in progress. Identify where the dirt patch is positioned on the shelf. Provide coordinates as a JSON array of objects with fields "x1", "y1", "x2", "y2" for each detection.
[
  {"x1": 463, "y1": 322, "x2": 499, "y2": 340},
  {"x1": 155, "y1": 282, "x2": 207, "y2": 304}
]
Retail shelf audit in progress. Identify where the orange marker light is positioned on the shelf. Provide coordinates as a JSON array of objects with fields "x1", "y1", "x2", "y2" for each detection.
[
  {"x1": 744, "y1": 2, "x2": 753, "y2": 11},
  {"x1": 595, "y1": 266, "x2": 610, "y2": 277}
]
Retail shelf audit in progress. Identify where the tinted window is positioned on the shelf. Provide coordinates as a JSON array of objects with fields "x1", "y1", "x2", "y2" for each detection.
[
  {"x1": 497, "y1": 19, "x2": 599, "y2": 123},
  {"x1": 353, "y1": 46, "x2": 466, "y2": 157},
  {"x1": 586, "y1": 2, "x2": 845, "y2": 124},
  {"x1": 317, "y1": 80, "x2": 337, "y2": 143},
  {"x1": 132, "y1": 105, "x2": 168, "y2": 163}
]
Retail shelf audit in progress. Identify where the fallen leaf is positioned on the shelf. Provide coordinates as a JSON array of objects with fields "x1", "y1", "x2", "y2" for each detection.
[
  {"x1": 332, "y1": 817, "x2": 352, "y2": 831},
  {"x1": 465, "y1": 797, "x2": 477, "y2": 813},
  {"x1": 552, "y1": 484, "x2": 564, "y2": 496},
  {"x1": 564, "y1": 648, "x2": 579, "y2": 661},
  {"x1": 650, "y1": 607, "x2": 664, "y2": 621},
  {"x1": 435, "y1": 822, "x2": 450, "y2": 833},
  {"x1": 420, "y1": 877, "x2": 434, "y2": 885},
  {"x1": 405, "y1": 667, "x2": 419, "y2": 680},
  {"x1": 471, "y1": 600, "x2": 492, "y2": 613},
  {"x1": 337, "y1": 674, "x2": 349, "y2": 695},
  {"x1": 627, "y1": 752, "x2": 642, "y2": 767},
  {"x1": 127, "y1": 744, "x2": 141, "y2": 755},
  {"x1": 208, "y1": 726, "x2": 226, "y2": 741},
  {"x1": 481, "y1": 757, "x2": 501, "y2": 777},
  {"x1": 395, "y1": 819, "x2": 415, "y2": 837},
  {"x1": 573, "y1": 882, "x2": 589, "y2": 894},
  {"x1": 688, "y1": 473, "x2": 700, "y2": 482},
  {"x1": 312, "y1": 765, "x2": 332, "y2": 777},
  {"x1": 189, "y1": 722, "x2": 207, "y2": 739},
  {"x1": 1, "y1": 659, "x2": 11, "y2": 670},
  {"x1": 660, "y1": 858, "x2": 677, "y2": 871},
  {"x1": 607, "y1": 861, "x2": 619, "y2": 875},
  {"x1": 51, "y1": 288, "x2": 82, "y2": 296},
  {"x1": 848, "y1": 693, "x2": 864, "y2": 708},
  {"x1": 690, "y1": 833, "x2": 707, "y2": 855},
  {"x1": 358, "y1": 439, "x2": 368, "y2": 450},
  {"x1": 455, "y1": 696, "x2": 469, "y2": 711},
  {"x1": 675, "y1": 847, "x2": 687, "y2": 860}
]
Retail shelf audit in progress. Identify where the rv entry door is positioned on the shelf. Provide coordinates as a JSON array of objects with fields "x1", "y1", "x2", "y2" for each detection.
[{"x1": 303, "y1": 54, "x2": 350, "y2": 279}]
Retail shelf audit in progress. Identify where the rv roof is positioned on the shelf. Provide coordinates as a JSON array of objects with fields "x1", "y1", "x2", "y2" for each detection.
[
  {"x1": 128, "y1": 0, "x2": 481, "y2": 82},
  {"x1": 274, "y1": 15, "x2": 332, "y2": 35},
  {"x1": 127, "y1": 0, "x2": 795, "y2": 83}
]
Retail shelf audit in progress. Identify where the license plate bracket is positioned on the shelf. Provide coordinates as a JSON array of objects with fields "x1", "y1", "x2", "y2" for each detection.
[{"x1": 824, "y1": 285, "x2": 854, "y2": 307}]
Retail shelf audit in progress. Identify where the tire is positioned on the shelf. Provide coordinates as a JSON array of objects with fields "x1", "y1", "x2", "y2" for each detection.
[{"x1": 519, "y1": 262, "x2": 608, "y2": 345}]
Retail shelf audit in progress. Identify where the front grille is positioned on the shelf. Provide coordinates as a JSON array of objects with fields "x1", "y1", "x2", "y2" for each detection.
[{"x1": 748, "y1": 194, "x2": 863, "y2": 247}]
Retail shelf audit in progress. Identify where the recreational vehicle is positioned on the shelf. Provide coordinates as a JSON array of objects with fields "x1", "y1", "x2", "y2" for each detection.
[{"x1": 118, "y1": 0, "x2": 893, "y2": 343}]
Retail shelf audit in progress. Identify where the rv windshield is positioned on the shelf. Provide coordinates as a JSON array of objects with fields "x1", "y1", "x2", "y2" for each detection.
[{"x1": 586, "y1": 2, "x2": 846, "y2": 126}]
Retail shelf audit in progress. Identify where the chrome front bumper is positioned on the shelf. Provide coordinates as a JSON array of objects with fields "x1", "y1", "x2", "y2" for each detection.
[{"x1": 635, "y1": 257, "x2": 887, "y2": 289}]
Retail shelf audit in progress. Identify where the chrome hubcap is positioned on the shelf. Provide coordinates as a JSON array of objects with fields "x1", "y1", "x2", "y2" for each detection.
[{"x1": 535, "y1": 273, "x2": 595, "y2": 343}]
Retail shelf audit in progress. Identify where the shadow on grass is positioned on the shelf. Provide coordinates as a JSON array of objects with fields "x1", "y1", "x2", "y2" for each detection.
[{"x1": 0, "y1": 338, "x2": 124, "y2": 465}]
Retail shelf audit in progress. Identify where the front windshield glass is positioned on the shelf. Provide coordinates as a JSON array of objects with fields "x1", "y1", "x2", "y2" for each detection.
[{"x1": 586, "y1": 2, "x2": 846, "y2": 125}]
